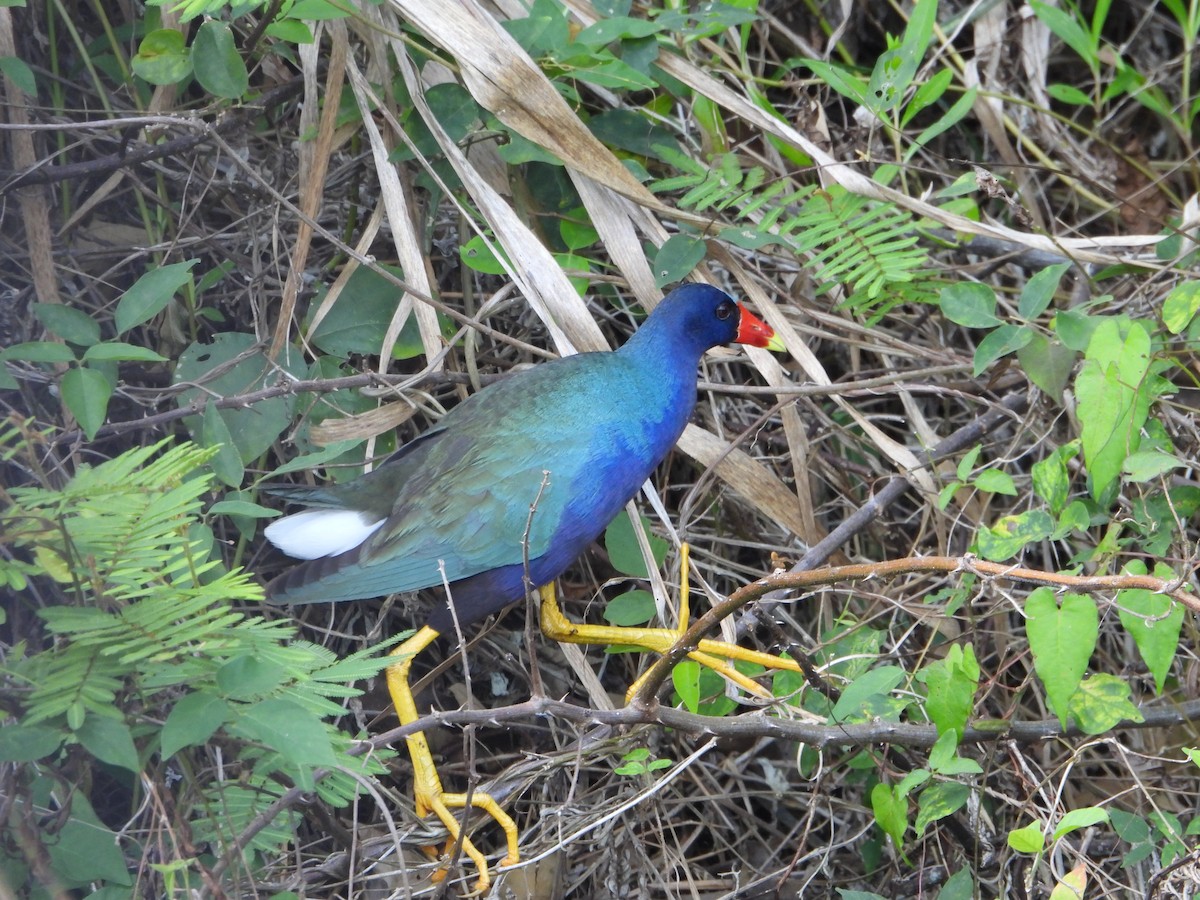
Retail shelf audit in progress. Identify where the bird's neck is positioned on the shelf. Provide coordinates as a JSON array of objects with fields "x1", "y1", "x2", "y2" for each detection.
[
  {"x1": 615, "y1": 325, "x2": 703, "y2": 438},
  {"x1": 617, "y1": 319, "x2": 707, "y2": 375}
]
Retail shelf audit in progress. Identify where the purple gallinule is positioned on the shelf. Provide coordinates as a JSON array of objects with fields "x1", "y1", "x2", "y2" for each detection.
[{"x1": 264, "y1": 284, "x2": 794, "y2": 889}]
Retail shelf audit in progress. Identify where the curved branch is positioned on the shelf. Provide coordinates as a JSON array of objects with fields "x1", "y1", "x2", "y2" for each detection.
[{"x1": 632, "y1": 552, "x2": 1198, "y2": 707}]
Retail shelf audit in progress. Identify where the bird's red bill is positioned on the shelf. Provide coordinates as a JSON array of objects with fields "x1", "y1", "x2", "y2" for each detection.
[{"x1": 735, "y1": 305, "x2": 785, "y2": 351}]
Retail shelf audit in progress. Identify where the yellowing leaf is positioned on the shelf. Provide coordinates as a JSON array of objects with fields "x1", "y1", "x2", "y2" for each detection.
[{"x1": 35, "y1": 546, "x2": 73, "y2": 583}]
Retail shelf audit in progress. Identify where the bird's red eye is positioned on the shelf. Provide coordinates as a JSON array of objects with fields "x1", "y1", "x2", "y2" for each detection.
[{"x1": 716, "y1": 302, "x2": 734, "y2": 320}]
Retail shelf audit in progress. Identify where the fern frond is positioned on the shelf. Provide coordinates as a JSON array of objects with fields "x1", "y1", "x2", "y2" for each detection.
[
  {"x1": 650, "y1": 150, "x2": 933, "y2": 311},
  {"x1": 787, "y1": 189, "x2": 928, "y2": 300}
]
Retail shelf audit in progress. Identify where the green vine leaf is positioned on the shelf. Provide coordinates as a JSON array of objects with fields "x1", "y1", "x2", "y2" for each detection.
[
  {"x1": 61, "y1": 367, "x2": 112, "y2": 440},
  {"x1": 1068, "y1": 674, "x2": 1144, "y2": 734},
  {"x1": 192, "y1": 21, "x2": 248, "y2": 99},
  {"x1": 1117, "y1": 573, "x2": 1185, "y2": 694},
  {"x1": 1025, "y1": 588, "x2": 1097, "y2": 728}
]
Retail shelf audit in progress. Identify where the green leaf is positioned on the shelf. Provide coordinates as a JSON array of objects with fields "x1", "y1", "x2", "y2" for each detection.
[
  {"x1": 267, "y1": 440, "x2": 361, "y2": 476},
  {"x1": 939, "y1": 282, "x2": 1000, "y2": 328},
  {"x1": 217, "y1": 655, "x2": 286, "y2": 699},
  {"x1": 265, "y1": 19, "x2": 315, "y2": 43},
  {"x1": 1162, "y1": 281, "x2": 1200, "y2": 334},
  {"x1": 162, "y1": 691, "x2": 230, "y2": 757},
  {"x1": 653, "y1": 235, "x2": 707, "y2": 288},
  {"x1": 459, "y1": 235, "x2": 511, "y2": 274},
  {"x1": 1029, "y1": 0, "x2": 1096, "y2": 69},
  {"x1": 593, "y1": 0, "x2": 631, "y2": 14},
  {"x1": 202, "y1": 400, "x2": 244, "y2": 488},
  {"x1": 574, "y1": 16, "x2": 661, "y2": 46},
  {"x1": 76, "y1": 713, "x2": 140, "y2": 774},
  {"x1": 900, "y1": 66, "x2": 952, "y2": 127},
  {"x1": 955, "y1": 445, "x2": 983, "y2": 482},
  {"x1": 209, "y1": 499, "x2": 279, "y2": 518},
  {"x1": 604, "y1": 511, "x2": 669, "y2": 578},
  {"x1": 603, "y1": 589, "x2": 657, "y2": 626},
  {"x1": 974, "y1": 469, "x2": 1017, "y2": 495},
  {"x1": 1019, "y1": 263, "x2": 1070, "y2": 319},
  {"x1": 1008, "y1": 820, "x2": 1045, "y2": 853},
  {"x1": 307, "y1": 264, "x2": 451, "y2": 358},
  {"x1": 976, "y1": 509, "x2": 1054, "y2": 561},
  {"x1": 1032, "y1": 444, "x2": 1074, "y2": 515},
  {"x1": 1053, "y1": 308, "x2": 1098, "y2": 350},
  {"x1": 926, "y1": 730, "x2": 981, "y2": 775},
  {"x1": 799, "y1": 59, "x2": 868, "y2": 106},
  {"x1": 1045, "y1": 82, "x2": 1092, "y2": 105},
  {"x1": 1109, "y1": 809, "x2": 1150, "y2": 843},
  {"x1": 0, "y1": 54, "x2": 36, "y2": 96},
  {"x1": 1016, "y1": 333, "x2": 1076, "y2": 399},
  {"x1": 175, "y1": 332, "x2": 303, "y2": 465},
  {"x1": 34, "y1": 302, "x2": 100, "y2": 346},
  {"x1": 691, "y1": 94, "x2": 727, "y2": 152},
  {"x1": 672, "y1": 659, "x2": 701, "y2": 713},
  {"x1": 866, "y1": 0, "x2": 937, "y2": 114},
  {"x1": 82, "y1": 342, "x2": 168, "y2": 363},
  {"x1": 934, "y1": 754, "x2": 983, "y2": 776},
  {"x1": 2, "y1": 340, "x2": 77, "y2": 362},
  {"x1": 1068, "y1": 673, "x2": 1144, "y2": 734},
  {"x1": 973, "y1": 324, "x2": 1033, "y2": 375},
  {"x1": 572, "y1": 57, "x2": 658, "y2": 92},
  {"x1": 1075, "y1": 319, "x2": 1153, "y2": 500},
  {"x1": 937, "y1": 481, "x2": 962, "y2": 510},
  {"x1": 938, "y1": 868, "x2": 975, "y2": 900},
  {"x1": 927, "y1": 729, "x2": 958, "y2": 770},
  {"x1": 897, "y1": 768, "x2": 931, "y2": 797},
  {"x1": 45, "y1": 791, "x2": 134, "y2": 887},
  {"x1": 0, "y1": 724, "x2": 62, "y2": 761},
  {"x1": 132, "y1": 29, "x2": 192, "y2": 85},
  {"x1": 115, "y1": 260, "x2": 198, "y2": 334},
  {"x1": 914, "y1": 781, "x2": 969, "y2": 836},
  {"x1": 192, "y1": 20, "x2": 248, "y2": 99},
  {"x1": 1052, "y1": 807, "x2": 1110, "y2": 841},
  {"x1": 62, "y1": 367, "x2": 112, "y2": 439},
  {"x1": 920, "y1": 644, "x2": 979, "y2": 738},
  {"x1": 1026, "y1": 588, "x2": 1097, "y2": 727},
  {"x1": 229, "y1": 698, "x2": 337, "y2": 766},
  {"x1": 559, "y1": 211, "x2": 599, "y2": 250},
  {"x1": 1055, "y1": 500, "x2": 1091, "y2": 536},
  {"x1": 832, "y1": 666, "x2": 905, "y2": 721},
  {"x1": 1123, "y1": 449, "x2": 1183, "y2": 482},
  {"x1": 554, "y1": 251, "x2": 593, "y2": 295},
  {"x1": 618, "y1": 34, "x2": 660, "y2": 76},
  {"x1": 425, "y1": 82, "x2": 483, "y2": 141},
  {"x1": 287, "y1": 0, "x2": 351, "y2": 19},
  {"x1": 909, "y1": 85, "x2": 976, "y2": 154},
  {"x1": 871, "y1": 782, "x2": 907, "y2": 847},
  {"x1": 1117, "y1": 576, "x2": 1183, "y2": 694},
  {"x1": 503, "y1": 0, "x2": 570, "y2": 55}
]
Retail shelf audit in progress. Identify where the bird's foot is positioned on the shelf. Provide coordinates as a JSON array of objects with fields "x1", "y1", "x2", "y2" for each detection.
[
  {"x1": 388, "y1": 626, "x2": 520, "y2": 892},
  {"x1": 418, "y1": 786, "x2": 519, "y2": 893},
  {"x1": 539, "y1": 545, "x2": 803, "y2": 702}
]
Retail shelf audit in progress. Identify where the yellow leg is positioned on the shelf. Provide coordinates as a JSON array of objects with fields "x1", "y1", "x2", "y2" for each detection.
[
  {"x1": 539, "y1": 545, "x2": 803, "y2": 703},
  {"x1": 387, "y1": 625, "x2": 519, "y2": 892}
]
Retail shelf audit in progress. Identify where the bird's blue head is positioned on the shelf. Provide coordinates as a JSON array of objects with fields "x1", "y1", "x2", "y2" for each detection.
[{"x1": 624, "y1": 283, "x2": 784, "y2": 361}]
